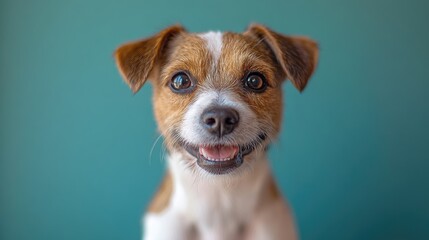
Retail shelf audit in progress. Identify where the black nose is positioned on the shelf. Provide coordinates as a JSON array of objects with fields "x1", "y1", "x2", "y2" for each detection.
[{"x1": 201, "y1": 107, "x2": 239, "y2": 137}]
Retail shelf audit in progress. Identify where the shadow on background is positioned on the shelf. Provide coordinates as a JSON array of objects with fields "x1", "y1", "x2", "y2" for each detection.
[{"x1": 1, "y1": 0, "x2": 428, "y2": 239}]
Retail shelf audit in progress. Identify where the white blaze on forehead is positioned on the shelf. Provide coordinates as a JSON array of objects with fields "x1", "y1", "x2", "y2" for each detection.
[{"x1": 199, "y1": 31, "x2": 223, "y2": 65}]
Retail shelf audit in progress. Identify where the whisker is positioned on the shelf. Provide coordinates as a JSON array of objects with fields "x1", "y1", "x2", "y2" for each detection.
[{"x1": 149, "y1": 134, "x2": 164, "y2": 165}]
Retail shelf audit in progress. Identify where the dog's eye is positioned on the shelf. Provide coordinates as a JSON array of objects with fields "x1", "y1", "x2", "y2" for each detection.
[
  {"x1": 170, "y1": 72, "x2": 194, "y2": 93},
  {"x1": 244, "y1": 73, "x2": 267, "y2": 93}
]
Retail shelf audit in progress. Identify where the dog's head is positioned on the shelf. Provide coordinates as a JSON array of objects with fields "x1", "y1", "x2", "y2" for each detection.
[{"x1": 115, "y1": 24, "x2": 318, "y2": 176}]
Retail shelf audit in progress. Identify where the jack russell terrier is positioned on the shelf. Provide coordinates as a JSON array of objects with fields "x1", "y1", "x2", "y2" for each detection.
[{"x1": 114, "y1": 24, "x2": 318, "y2": 240}]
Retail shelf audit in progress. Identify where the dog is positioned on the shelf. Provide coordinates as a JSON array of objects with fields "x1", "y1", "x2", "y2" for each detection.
[{"x1": 114, "y1": 24, "x2": 318, "y2": 240}]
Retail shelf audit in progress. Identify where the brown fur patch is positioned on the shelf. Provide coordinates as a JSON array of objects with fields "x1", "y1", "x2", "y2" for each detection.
[
  {"x1": 147, "y1": 173, "x2": 173, "y2": 213},
  {"x1": 245, "y1": 24, "x2": 319, "y2": 92},
  {"x1": 114, "y1": 25, "x2": 186, "y2": 93},
  {"x1": 268, "y1": 176, "x2": 281, "y2": 200}
]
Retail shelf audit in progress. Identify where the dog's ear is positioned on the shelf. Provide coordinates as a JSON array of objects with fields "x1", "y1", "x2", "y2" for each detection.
[
  {"x1": 114, "y1": 25, "x2": 186, "y2": 93},
  {"x1": 245, "y1": 24, "x2": 318, "y2": 92}
]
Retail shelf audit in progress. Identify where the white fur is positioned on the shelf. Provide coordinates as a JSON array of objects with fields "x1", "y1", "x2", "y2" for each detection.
[{"x1": 199, "y1": 31, "x2": 223, "y2": 66}]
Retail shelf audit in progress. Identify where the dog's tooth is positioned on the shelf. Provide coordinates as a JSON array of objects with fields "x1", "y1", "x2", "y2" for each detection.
[{"x1": 201, "y1": 148, "x2": 208, "y2": 159}]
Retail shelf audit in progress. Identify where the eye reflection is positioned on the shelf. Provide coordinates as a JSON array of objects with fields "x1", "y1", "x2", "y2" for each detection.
[
  {"x1": 244, "y1": 73, "x2": 267, "y2": 93},
  {"x1": 170, "y1": 72, "x2": 194, "y2": 93}
]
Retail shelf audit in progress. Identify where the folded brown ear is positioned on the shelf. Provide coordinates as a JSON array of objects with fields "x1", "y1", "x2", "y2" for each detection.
[
  {"x1": 245, "y1": 24, "x2": 319, "y2": 91},
  {"x1": 114, "y1": 25, "x2": 186, "y2": 93}
]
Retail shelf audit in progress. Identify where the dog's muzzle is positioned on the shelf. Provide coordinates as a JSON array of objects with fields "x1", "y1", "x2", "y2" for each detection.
[{"x1": 177, "y1": 106, "x2": 267, "y2": 174}]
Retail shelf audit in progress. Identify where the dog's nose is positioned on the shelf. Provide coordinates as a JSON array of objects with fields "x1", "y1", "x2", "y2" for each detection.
[{"x1": 201, "y1": 107, "x2": 239, "y2": 137}]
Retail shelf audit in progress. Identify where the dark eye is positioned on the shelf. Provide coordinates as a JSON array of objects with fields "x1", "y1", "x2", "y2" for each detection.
[
  {"x1": 244, "y1": 73, "x2": 267, "y2": 92},
  {"x1": 170, "y1": 72, "x2": 194, "y2": 93}
]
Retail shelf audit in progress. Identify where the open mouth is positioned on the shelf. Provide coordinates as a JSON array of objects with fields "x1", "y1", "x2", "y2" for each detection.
[{"x1": 182, "y1": 133, "x2": 267, "y2": 175}]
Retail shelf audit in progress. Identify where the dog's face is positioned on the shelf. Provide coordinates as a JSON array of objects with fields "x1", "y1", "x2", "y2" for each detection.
[{"x1": 115, "y1": 24, "x2": 318, "y2": 175}]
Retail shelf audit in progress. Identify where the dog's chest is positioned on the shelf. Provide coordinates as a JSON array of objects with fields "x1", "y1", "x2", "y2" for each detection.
[
  {"x1": 185, "y1": 182, "x2": 259, "y2": 239},
  {"x1": 170, "y1": 160, "x2": 269, "y2": 240}
]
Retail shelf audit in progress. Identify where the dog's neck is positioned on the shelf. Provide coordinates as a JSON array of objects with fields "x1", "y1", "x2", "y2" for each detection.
[
  {"x1": 145, "y1": 150, "x2": 290, "y2": 240},
  {"x1": 167, "y1": 150, "x2": 274, "y2": 225}
]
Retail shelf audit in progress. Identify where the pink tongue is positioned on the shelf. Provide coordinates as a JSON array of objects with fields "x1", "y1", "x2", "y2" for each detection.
[{"x1": 200, "y1": 145, "x2": 238, "y2": 159}]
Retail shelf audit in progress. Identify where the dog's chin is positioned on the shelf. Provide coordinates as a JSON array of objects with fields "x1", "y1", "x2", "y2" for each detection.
[{"x1": 180, "y1": 133, "x2": 267, "y2": 175}]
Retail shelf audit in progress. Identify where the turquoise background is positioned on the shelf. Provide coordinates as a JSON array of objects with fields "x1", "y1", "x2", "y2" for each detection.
[{"x1": 1, "y1": 0, "x2": 428, "y2": 239}]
